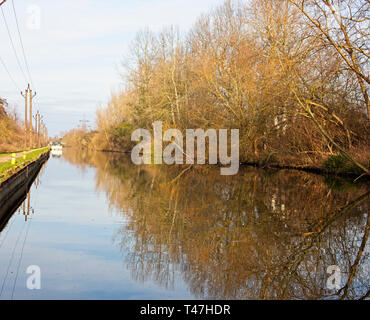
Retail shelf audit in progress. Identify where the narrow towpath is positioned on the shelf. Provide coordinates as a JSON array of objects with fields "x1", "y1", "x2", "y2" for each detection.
[{"x1": 0, "y1": 148, "x2": 46, "y2": 163}]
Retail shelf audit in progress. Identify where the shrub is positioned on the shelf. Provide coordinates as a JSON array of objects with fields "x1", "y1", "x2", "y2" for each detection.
[{"x1": 323, "y1": 155, "x2": 362, "y2": 175}]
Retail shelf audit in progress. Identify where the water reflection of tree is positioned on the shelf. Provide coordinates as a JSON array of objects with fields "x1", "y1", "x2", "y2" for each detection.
[{"x1": 63, "y1": 149, "x2": 369, "y2": 299}]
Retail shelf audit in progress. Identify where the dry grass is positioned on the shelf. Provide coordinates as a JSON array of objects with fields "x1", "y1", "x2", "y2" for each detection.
[{"x1": 0, "y1": 107, "x2": 25, "y2": 153}]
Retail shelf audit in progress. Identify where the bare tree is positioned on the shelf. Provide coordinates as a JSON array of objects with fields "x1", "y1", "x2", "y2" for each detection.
[{"x1": 288, "y1": 0, "x2": 370, "y2": 118}]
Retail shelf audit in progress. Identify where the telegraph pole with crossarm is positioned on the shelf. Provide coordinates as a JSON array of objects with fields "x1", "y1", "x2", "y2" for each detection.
[{"x1": 21, "y1": 84, "x2": 30, "y2": 149}]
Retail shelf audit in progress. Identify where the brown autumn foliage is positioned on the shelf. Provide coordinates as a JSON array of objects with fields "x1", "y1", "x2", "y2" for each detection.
[
  {"x1": 62, "y1": 128, "x2": 96, "y2": 150},
  {"x1": 0, "y1": 98, "x2": 25, "y2": 152},
  {"x1": 64, "y1": 0, "x2": 370, "y2": 173}
]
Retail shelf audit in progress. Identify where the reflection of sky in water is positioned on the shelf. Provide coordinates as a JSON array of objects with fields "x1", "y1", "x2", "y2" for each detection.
[{"x1": 0, "y1": 157, "x2": 194, "y2": 300}]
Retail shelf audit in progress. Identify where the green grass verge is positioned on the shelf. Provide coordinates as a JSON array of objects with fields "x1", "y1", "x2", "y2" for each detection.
[
  {"x1": 0, "y1": 148, "x2": 33, "y2": 158},
  {"x1": 0, "y1": 147, "x2": 50, "y2": 183}
]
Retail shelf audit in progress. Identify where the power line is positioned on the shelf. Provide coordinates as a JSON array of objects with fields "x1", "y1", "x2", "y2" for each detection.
[
  {"x1": 0, "y1": 219, "x2": 26, "y2": 298},
  {"x1": 0, "y1": 53, "x2": 21, "y2": 92},
  {"x1": 11, "y1": 213, "x2": 33, "y2": 299},
  {"x1": 0, "y1": 215, "x2": 17, "y2": 250},
  {"x1": 0, "y1": 5, "x2": 28, "y2": 84},
  {"x1": 11, "y1": 0, "x2": 35, "y2": 89}
]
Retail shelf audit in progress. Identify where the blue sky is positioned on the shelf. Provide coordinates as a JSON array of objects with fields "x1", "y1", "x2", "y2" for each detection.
[{"x1": 0, "y1": 0, "x2": 226, "y2": 136}]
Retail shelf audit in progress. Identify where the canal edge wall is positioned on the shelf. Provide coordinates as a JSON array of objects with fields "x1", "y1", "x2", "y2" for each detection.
[{"x1": 0, "y1": 151, "x2": 50, "y2": 225}]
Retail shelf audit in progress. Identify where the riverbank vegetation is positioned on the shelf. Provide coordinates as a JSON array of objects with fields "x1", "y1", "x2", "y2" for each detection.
[
  {"x1": 0, "y1": 99, "x2": 25, "y2": 152},
  {"x1": 63, "y1": 0, "x2": 370, "y2": 176}
]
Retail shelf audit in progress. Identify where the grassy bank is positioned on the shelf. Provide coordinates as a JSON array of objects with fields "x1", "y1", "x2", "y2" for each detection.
[{"x1": 0, "y1": 147, "x2": 50, "y2": 184}]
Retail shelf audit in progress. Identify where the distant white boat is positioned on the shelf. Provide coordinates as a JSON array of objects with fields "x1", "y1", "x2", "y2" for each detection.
[{"x1": 51, "y1": 142, "x2": 63, "y2": 156}]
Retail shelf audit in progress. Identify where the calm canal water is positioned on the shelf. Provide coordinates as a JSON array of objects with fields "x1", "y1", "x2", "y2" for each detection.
[{"x1": 0, "y1": 149, "x2": 369, "y2": 300}]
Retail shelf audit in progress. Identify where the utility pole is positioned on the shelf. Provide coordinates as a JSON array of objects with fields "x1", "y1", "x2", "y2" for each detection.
[
  {"x1": 79, "y1": 119, "x2": 89, "y2": 131},
  {"x1": 29, "y1": 87, "x2": 36, "y2": 148},
  {"x1": 33, "y1": 111, "x2": 39, "y2": 148},
  {"x1": 42, "y1": 122, "x2": 44, "y2": 145},
  {"x1": 44, "y1": 124, "x2": 48, "y2": 144},
  {"x1": 40, "y1": 121, "x2": 43, "y2": 146},
  {"x1": 21, "y1": 84, "x2": 30, "y2": 149},
  {"x1": 26, "y1": 188, "x2": 30, "y2": 221},
  {"x1": 38, "y1": 113, "x2": 43, "y2": 147},
  {"x1": 40, "y1": 121, "x2": 45, "y2": 146},
  {"x1": 79, "y1": 114, "x2": 89, "y2": 132}
]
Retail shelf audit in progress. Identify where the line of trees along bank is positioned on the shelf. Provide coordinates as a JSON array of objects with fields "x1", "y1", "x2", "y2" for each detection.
[{"x1": 64, "y1": 0, "x2": 370, "y2": 175}]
